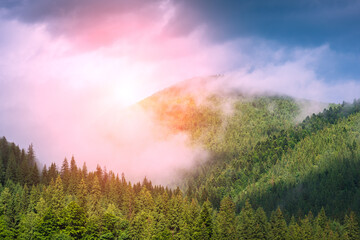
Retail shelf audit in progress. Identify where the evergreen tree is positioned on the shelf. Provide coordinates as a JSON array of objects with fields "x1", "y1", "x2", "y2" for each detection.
[
  {"x1": 152, "y1": 194, "x2": 171, "y2": 239},
  {"x1": 60, "y1": 158, "x2": 70, "y2": 192},
  {"x1": 34, "y1": 208, "x2": 59, "y2": 239},
  {"x1": 26, "y1": 144, "x2": 36, "y2": 166},
  {"x1": 168, "y1": 192, "x2": 184, "y2": 238},
  {"x1": 254, "y1": 207, "x2": 270, "y2": 240},
  {"x1": 187, "y1": 198, "x2": 200, "y2": 238},
  {"x1": 28, "y1": 185, "x2": 40, "y2": 213},
  {"x1": 41, "y1": 165, "x2": 49, "y2": 185},
  {"x1": 102, "y1": 203, "x2": 129, "y2": 239},
  {"x1": 134, "y1": 186, "x2": 154, "y2": 214},
  {"x1": 300, "y1": 213, "x2": 314, "y2": 240},
  {"x1": 19, "y1": 150, "x2": 29, "y2": 185},
  {"x1": 238, "y1": 200, "x2": 257, "y2": 239},
  {"x1": 29, "y1": 163, "x2": 40, "y2": 186},
  {"x1": 193, "y1": 200, "x2": 213, "y2": 240},
  {"x1": 60, "y1": 201, "x2": 86, "y2": 239},
  {"x1": 344, "y1": 211, "x2": 360, "y2": 240},
  {"x1": 269, "y1": 207, "x2": 288, "y2": 240},
  {"x1": 77, "y1": 178, "x2": 88, "y2": 211},
  {"x1": 68, "y1": 156, "x2": 78, "y2": 194},
  {"x1": 316, "y1": 207, "x2": 327, "y2": 229},
  {"x1": 51, "y1": 175, "x2": 65, "y2": 215},
  {"x1": 129, "y1": 210, "x2": 153, "y2": 240},
  {"x1": 82, "y1": 162, "x2": 88, "y2": 179},
  {"x1": 48, "y1": 163, "x2": 58, "y2": 183},
  {"x1": 0, "y1": 215, "x2": 15, "y2": 239},
  {"x1": 213, "y1": 196, "x2": 237, "y2": 240},
  {"x1": 18, "y1": 211, "x2": 38, "y2": 240},
  {"x1": 5, "y1": 151, "x2": 17, "y2": 182},
  {"x1": 88, "y1": 176, "x2": 102, "y2": 218},
  {"x1": 288, "y1": 216, "x2": 302, "y2": 240}
]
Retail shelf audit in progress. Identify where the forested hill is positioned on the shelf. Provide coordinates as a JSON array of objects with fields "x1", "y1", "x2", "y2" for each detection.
[
  {"x1": 1, "y1": 76, "x2": 360, "y2": 238},
  {"x1": 140, "y1": 80, "x2": 360, "y2": 220}
]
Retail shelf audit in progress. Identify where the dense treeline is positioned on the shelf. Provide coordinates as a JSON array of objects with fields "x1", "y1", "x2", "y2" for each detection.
[
  {"x1": 0, "y1": 145, "x2": 359, "y2": 239},
  {"x1": 1, "y1": 137, "x2": 360, "y2": 239}
]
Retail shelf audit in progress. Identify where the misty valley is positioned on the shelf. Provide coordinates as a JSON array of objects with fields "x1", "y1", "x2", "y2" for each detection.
[{"x1": 1, "y1": 82, "x2": 360, "y2": 239}]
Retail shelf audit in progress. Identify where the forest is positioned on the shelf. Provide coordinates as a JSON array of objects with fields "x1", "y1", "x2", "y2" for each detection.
[{"x1": 1, "y1": 92, "x2": 360, "y2": 239}]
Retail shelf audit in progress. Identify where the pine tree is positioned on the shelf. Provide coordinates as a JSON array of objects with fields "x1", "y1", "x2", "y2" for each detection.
[
  {"x1": 193, "y1": 200, "x2": 213, "y2": 240},
  {"x1": 26, "y1": 144, "x2": 35, "y2": 166},
  {"x1": 238, "y1": 200, "x2": 257, "y2": 239},
  {"x1": 0, "y1": 187, "x2": 12, "y2": 220},
  {"x1": 34, "y1": 208, "x2": 59, "y2": 239},
  {"x1": 299, "y1": 212, "x2": 315, "y2": 240},
  {"x1": 28, "y1": 185, "x2": 40, "y2": 213},
  {"x1": 288, "y1": 216, "x2": 302, "y2": 240},
  {"x1": 135, "y1": 186, "x2": 154, "y2": 214},
  {"x1": 19, "y1": 150, "x2": 29, "y2": 185},
  {"x1": 82, "y1": 162, "x2": 88, "y2": 179},
  {"x1": 168, "y1": 191, "x2": 184, "y2": 238},
  {"x1": 316, "y1": 207, "x2": 327, "y2": 229},
  {"x1": 29, "y1": 163, "x2": 40, "y2": 186},
  {"x1": 68, "y1": 156, "x2": 78, "y2": 194},
  {"x1": 60, "y1": 201, "x2": 86, "y2": 239},
  {"x1": 269, "y1": 207, "x2": 288, "y2": 240},
  {"x1": 60, "y1": 158, "x2": 70, "y2": 192},
  {"x1": 48, "y1": 163, "x2": 58, "y2": 183},
  {"x1": 5, "y1": 151, "x2": 17, "y2": 182},
  {"x1": 151, "y1": 194, "x2": 171, "y2": 239},
  {"x1": 41, "y1": 165, "x2": 48, "y2": 185},
  {"x1": 88, "y1": 175, "x2": 102, "y2": 219},
  {"x1": 213, "y1": 196, "x2": 237, "y2": 240},
  {"x1": 0, "y1": 215, "x2": 15, "y2": 239},
  {"x1": 254, "y1": 207, "x2": 269, "y2": 240},
  {"x1": 344, "y1": 211, "x2": 360, "y2": 240},
  {"x1": 77, "y1": 178, "x2": 88, "y2": 211},
  {"x1": 51, "y1": 175, "x2": 65, "y2": 215},
  {"x1": 101, "y1": 204, "x2": 125, "y2": 239},
  {"x1": 17, "y1": 211, "x2": 38, "y2": 240},
  {"x1": 129, "y1": 210, "x2": 153, "y2": 240},
  {"x1": 187, "y1": 198, "x2": 200, "y2": 238}
]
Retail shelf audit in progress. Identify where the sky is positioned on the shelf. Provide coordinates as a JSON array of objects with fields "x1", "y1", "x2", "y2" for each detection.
[{"x1": 0, "y1": 0, "x2": 360, "y2": 184}]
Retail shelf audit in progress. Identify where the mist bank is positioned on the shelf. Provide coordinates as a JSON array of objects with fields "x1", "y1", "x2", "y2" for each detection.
[{"x1": 1, "y1": 73, "x2": 338, "y2": 186}]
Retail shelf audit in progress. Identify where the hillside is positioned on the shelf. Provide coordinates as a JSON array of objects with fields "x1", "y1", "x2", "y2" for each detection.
[
  {"x1": 1, "y1": 76, "x2": 360, "y2": 239},
  {"x1": 139, "y1": 77, "x2": 360, "y2": 220}
]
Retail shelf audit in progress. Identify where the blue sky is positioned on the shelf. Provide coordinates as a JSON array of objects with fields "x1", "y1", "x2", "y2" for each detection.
[{"x1": 176, "y1": 0, "x2": 360, "y2": 80}]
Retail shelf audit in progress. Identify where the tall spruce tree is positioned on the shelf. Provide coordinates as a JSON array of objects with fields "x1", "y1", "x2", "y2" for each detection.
[
  {"x1": 344, "y1": 211, "x2": 360, "y2": 240},
  {"x1": 213, "y1": 196, "x2": 237, "y2": 240},
  {"x1": 238, "y1": 200, "x2": 257, "y2": 239},
  {"x1": 193, "y1": 200, "x2": 213, "y2": 240},
  {"x1": 269, "y1": 207, "x2": 288, "y2": 240}
]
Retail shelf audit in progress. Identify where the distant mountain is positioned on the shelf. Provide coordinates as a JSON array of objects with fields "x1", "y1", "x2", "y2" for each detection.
[{"x1": 138, "y1": 75, "x2": 360, "y2": 220}]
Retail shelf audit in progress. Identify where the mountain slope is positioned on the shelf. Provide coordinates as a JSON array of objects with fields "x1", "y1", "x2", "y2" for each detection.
[{"x1": 139, "y1": 77, "x2": 360, "y2": 219}]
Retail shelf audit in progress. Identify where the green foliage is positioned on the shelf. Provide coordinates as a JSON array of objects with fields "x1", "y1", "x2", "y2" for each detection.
[
  {"x1": 213, "y1": 196, "x2": 237, "y2": 239},
  {"x1": 193, "y1": 200, "x2": 213, "y2": 240},
  {"x1": 60, "y1": 201, "x2": 86, "y2": 239},
  {"x1": 345, "y1": 211, "x2": 360, "y2": 240},
  {"x1": 238, "y1": 200, "x2": 257, "y2": 239},
  {"x1": 269, "y1": 207, "x2": 288, "y2": 240}
]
